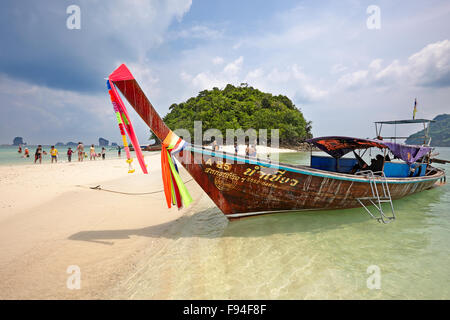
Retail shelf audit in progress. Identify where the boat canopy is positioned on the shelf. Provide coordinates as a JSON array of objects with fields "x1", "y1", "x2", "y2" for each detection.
[
  {"x1": 374, "y1": 119, "x2": 435, "y2": 125},
  {"x1": 306, "y1": 136, "x2": 432, "y2": 164},
  {"x1": 306, "y1": 136, "x2": 387, "y2": 159}
]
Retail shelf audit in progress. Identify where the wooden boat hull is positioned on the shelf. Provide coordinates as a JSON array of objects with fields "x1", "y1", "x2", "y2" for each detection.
[{"x1": 176, "y1": 146, "x2": 445, "y2": 218}]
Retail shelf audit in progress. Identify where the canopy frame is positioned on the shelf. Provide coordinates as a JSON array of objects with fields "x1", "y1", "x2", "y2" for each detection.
[{"x1": 374, "y1": 119, "x2": 435, "y2": 146}]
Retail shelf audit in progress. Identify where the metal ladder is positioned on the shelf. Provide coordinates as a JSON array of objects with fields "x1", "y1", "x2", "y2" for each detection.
[{"x1": 355, "y1": 170, "x2": 395, "y2": 224}]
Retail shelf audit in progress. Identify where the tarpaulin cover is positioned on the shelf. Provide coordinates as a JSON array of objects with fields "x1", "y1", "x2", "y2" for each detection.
[
  {"x1": 306, "y1": 136, "x2": 432, "y2": 164},
  {"x1": 306, "y1": 136, "x2": 387, "y2": 159},
  {"x1": 382, "y1": 142, "x2": 432, "y2": 165}
]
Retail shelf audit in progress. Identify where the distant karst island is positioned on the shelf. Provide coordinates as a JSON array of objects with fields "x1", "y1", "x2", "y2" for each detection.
[
  {"x1": 49, "y1": 139, "x2": 112, "y2": 147},
  {"x1": 13, "y1": 137, "x2": 26, "y2": 146},
  {"x1": 406, "y1": 114, "x2": 450, "y2": 147},
  {"x1": 99, "y1": 138, "x2": 109, "y2": 146}
]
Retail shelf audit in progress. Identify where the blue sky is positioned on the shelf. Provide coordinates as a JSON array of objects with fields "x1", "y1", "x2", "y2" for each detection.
[{"x1": 0, "y1": 0, "x2": 449, "y2": 145}]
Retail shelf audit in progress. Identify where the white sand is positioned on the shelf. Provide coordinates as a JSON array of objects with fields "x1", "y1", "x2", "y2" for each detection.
[{"x1": 0, "y1": 152, "x2": 215, "y2": 299}]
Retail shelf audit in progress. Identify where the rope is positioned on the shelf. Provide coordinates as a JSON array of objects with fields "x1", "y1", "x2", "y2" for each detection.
[{"x1": 77, "y1": 178, "x2": 195, "y2": 196}]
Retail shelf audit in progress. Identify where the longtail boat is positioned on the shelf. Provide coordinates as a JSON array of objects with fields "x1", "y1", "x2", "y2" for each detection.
[{"x1": 107, "y1": 64, "x2": 446, "y2": 223}]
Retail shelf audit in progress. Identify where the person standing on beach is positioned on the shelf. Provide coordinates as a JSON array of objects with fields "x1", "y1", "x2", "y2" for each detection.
[
  {"x1": 212, "y1": 139, "x2": 219, "y2": 151},
  {"x1": 249, "y1": 145, "x2": 257, "y2": 157},
  {"x1": 76, "y1": 142, "x2": 84, "y2": 162},
  {"x1": 101, "y1": 147, "x2": 106, "y2": 160},
  {"x1": 34, "y1": 145, "x2": 43, "y2": 164},
  {"x1": 50, "y1": 146, "x2": 58, "y2": 163},
  {"x1": 90, "y1": 144, "x2": 96, "y2": 160},
  {"x1": 67, "y1": 148, "x2": 74, "y2": 162},
  {"x1": 117, "y1": 145, "x2": 122, "y2": 157}
]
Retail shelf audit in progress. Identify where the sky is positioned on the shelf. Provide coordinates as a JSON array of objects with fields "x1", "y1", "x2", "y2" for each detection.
[{"x1": 0, "y1": 0, "x2": 449, "y2": 145}]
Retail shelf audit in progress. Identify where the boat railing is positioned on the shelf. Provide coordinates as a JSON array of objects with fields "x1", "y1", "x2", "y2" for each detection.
[{"x1": 355, "y1": 170, "x2": 396, "y2": 223}]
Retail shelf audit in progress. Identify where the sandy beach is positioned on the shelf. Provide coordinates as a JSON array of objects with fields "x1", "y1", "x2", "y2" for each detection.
[
  {"x1": 0, "y1": 146, "x2": 295, "y2": 299},
  {"x1": 0, "y1": 152, "x2": 212, "y2": 299}
]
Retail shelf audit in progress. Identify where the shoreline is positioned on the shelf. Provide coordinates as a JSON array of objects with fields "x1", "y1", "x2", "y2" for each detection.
[{"x1": 0, "y1": 145, "x2": 304, "y2": 167}]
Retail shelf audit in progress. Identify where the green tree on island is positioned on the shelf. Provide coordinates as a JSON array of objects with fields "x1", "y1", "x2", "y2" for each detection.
[{"x1": 157, "y1": 84, "x2": 312, "y2": 146}]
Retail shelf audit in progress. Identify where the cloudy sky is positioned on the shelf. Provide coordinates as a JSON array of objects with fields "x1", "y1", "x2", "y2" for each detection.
[{"x1": 1, "y1": 0, "x2": 449, "y2": 145}]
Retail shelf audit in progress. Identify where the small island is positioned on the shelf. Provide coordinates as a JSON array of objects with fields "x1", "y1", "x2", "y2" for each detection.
[
  {"x1": 12, "y1": 137, "x2": 26, "y2": 146},
  {"x1": 406, "y1": 114, "x2": 450, "y2": 146},
  {"x1": 99, "y1": 138, "x2": 109, "y2": 147},
  {"x1": 163, "y1": 83, "x2": 312, "y2": 148}
]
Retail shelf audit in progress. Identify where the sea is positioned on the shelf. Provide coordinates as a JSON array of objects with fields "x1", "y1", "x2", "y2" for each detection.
[
  {"x1": 1, "y1": 145, "x2": 449, "y2": 299},
  {"x1": 115, "y1": 148, "x2": 450, "y2": 299}
]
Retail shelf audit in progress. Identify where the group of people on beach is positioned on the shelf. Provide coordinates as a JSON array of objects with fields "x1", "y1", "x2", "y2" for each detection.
[
  {"x1": 72, "y1": 142, "x2": 107, "y2": 162},
  {"x1": 18, "y1": 143, "x2": 121, "y2": 164},
  {"x1": 212, "y1": 139, "x2": 257, "y2": 157}
]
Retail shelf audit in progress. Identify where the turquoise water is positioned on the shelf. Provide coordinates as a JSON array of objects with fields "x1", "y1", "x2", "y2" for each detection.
[
  {"x1": 116, "y1": 148, "x2": 449, "y2": 299},
  {"x1": 0, "y1": 145, "x2": 125, "y2": 165}
]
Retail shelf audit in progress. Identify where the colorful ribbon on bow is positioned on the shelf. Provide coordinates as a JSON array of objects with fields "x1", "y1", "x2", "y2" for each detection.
[
  {"x1": 107, "y1": 80, "x2": 148, "y2": 174},
  {"x1": 161, "y1": 131, "x2": 192, "y2": 209}
]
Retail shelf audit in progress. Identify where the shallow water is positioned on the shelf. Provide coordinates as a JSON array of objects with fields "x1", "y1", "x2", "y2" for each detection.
[{"x1": 117, "y1": 148, "x2": 449, "y2": 299}]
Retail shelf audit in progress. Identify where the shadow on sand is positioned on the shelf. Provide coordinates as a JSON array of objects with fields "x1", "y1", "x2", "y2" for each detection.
[
  {"x1": 68, "y1": 206, "x2": 371, "y2": 245},
  {"x1": 68, "y1": 185, "x2": 446, "y2": 245}
]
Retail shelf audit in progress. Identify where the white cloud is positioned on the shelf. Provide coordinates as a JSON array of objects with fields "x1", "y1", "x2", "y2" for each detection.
[
  {"x1": 190, "y1": 72, "x2": 227, "y2": 89},
  {"x1": 178, "y1": 56, "x2": 328, "y2": 104},
  {"x1": 176, "y1": 25, "x2": 223, "y2": 40},
  {"x1": 331, "y1": 64, "x2": 348, "y2": 74},
  {"x1": 369, "y1": 59, "x2": 383, "y2": 71},
  {"x1": 338, "y1": 70, "x2": 369, "y2": 88},
  {"x1": 374, "y1": 60, "x2": 404, "y2": 84},
  {"x1": 405, "y1": 39, "x2": 450, "y2": 87},
  {"x1": 239, "y1": 25, "x2": 324, "y2": 50},
  {"x1": 126, "y1": 61, "x2": 161, "y2": 99},
  {"x1": 223, "y1": 56, "x2": 244, "y2": 75},
  {"x1": 246, "y1": 68, "x2": 264, "y2": 79},
  {"x1": 179, "y1": 56, "x2": 244, "y2": 90},
  {"x1": 212, "y1": 56, "x2": 224, "y2": 65},
  {"x1": 244, "y1": 64, "x2": 328, "y2": 103},
  {"x1": 338, "y1": 40, "x2": 450, "y2": 89},
  {"x1": 376, "y1": 40, "x2": 450, "y2": 87}
]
